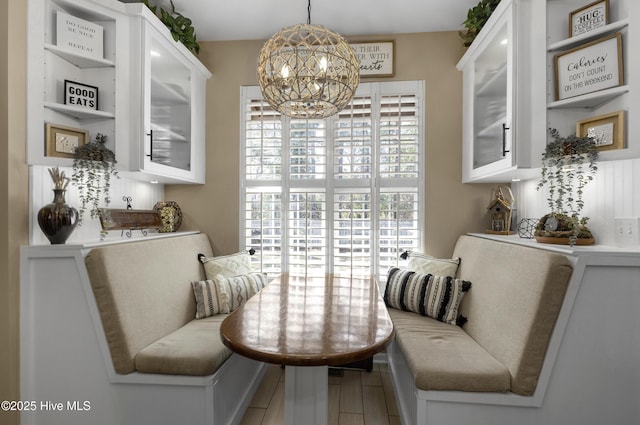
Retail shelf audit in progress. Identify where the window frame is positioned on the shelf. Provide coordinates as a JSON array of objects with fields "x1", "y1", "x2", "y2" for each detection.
[{"x1": 239, "y1": 81, "x2": 425, "y2": 282}]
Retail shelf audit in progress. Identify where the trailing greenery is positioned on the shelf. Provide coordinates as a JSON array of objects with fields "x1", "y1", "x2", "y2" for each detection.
[
  {"x1": 459, "y1": 0, "x2": 502, "y2": 47},
  {"x1": 142, "y1": 0, "x2": 200, "y2": 54},
  {"x1": 536, "y1": 128, "x2": 598, "y2": 244},
  {"x1": 71, "y1": 133, "x2": 118, "y2": 225}
]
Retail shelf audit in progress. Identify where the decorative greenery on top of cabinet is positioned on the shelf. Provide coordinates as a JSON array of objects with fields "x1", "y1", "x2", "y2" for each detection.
[
  {"x1": 459, "y1": 0, "x2": 502, "y2": 47},
  {"x1": 139, "y1": 0, "x2": 200, "y2": 54}
]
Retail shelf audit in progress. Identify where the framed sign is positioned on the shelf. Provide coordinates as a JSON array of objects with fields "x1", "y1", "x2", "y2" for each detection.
[
  {"x1": 64, "y1": 80, "x2": 99, "y2": 110},
  {"x1": 56, "y1": 11, "x2": 104, "y2": 59},
  {"x1": 569, "y1": 0, "x2": 609, "y2": 38},
  {"x1": 350, "y1": 41, "x2": 394, "y2": 77},
  {"x1": 554, "y1": 32, "x2": 623, "y2": 101},
  {"x1": 576, "y1": 110, "x2": 624, "y2": 151},
  {"x1": 45, "y1": 123, "x2": 88, "y2": 159}
]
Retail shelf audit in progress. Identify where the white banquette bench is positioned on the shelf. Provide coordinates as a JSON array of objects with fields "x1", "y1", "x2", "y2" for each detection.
[
  {"x1": 386, "y1": 234, "x2": 640, "y2": 425},
  {"x1": 20, "y1": 232, "x2": 640, "y2": 425},
  {"x1": 20, "y1": 232, "x2": 266, "y2": 425}
]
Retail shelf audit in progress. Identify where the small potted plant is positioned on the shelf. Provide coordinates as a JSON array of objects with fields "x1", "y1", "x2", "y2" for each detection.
[
  {"x1": 535, "y1": 128, "x2": 598, "y2": 246},
  {"x1": 71, "y1": 133, "x2": 118, "y2": 225}
]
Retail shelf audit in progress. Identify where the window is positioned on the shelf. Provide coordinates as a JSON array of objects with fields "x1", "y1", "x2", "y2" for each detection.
[{"x1": 241, "y1": 81, "x2": 424, "y2": 282}]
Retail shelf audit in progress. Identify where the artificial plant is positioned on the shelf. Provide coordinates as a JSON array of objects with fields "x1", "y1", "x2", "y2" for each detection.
[
  {"x1": 459, "y1": 0, "x2": 502, "y2": 47},
  {"x1": 535, "y1": 128, "x2": 599, "y2": 245},
  {"x1": 141, "y1": 0, "x2": 200, "y2": 54},
  {"x1": 71, "y1": 133, "x2": 118, "y2": 224}
]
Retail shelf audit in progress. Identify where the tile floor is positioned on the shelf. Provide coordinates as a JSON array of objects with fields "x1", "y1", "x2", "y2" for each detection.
[{"x1": 239, "y1": 362, "x2": 401, "y2": 425}]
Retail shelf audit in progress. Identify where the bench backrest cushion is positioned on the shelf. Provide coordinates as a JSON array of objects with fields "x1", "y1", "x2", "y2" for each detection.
[
  {"x1": 454, "y1": 235, "x2": 573, "y2": 395},
  {"x1": 85, "y1": 234, "x2": 213, "y2": 374}
]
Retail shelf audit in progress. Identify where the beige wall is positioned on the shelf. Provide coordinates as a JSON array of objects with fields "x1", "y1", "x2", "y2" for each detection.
[
  {"x1": 166, "y1": 31, "x2": 494, "y2": 258},
  {"x1": 1, "y1": 0, "x2": 28, "y2": 423}
]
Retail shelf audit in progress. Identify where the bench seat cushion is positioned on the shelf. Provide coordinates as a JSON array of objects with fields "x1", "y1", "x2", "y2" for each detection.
[
  {"x1": 388, "y1": 308, "x2": 510, "y2": 392},
  {"x1": 135, "y1": 315, "x2": 232, "y2": 376},
  {"x1": 85, "y1": 234, "x2": 214, "y2": 374}
]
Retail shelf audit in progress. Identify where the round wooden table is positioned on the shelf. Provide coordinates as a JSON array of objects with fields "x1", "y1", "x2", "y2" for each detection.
[{"x1": 220, "y1": 273, "x2": 394, "y2": 425}]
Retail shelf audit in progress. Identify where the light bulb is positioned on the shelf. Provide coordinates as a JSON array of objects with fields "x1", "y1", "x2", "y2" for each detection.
[
  {"x1": 281, "y1": 64, "x2": 290, "y2": 78},
  {"x1": 320, "y1": 56, "x2": 328, "y2": 72}
]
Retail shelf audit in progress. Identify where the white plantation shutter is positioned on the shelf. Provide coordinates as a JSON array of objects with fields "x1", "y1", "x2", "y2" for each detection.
[
  {"x1": 378, "y1": 191, "x2": 420, "y2": 275},
  {"x1": 379, "y1": 94, "x2": 420, "y2": 180},
  {"x1": 244, "y1": 191, "x2": 282, "y2": 275},
  {"x1": 290, "y1": 120, "x2": 327, "y2": 180},
  {"x1": 289, "y1": 191, "x2": 327, "y2": 276},
  {"x1": 333, "y1": 192, "x2": 372, "y2": 277},
  {"x1": 334, "y1": 96, "x2": 373, "y2": 181},
  {"x1": 241, "y1": 82, "x2": 424, "y2": 281},
  {"x1": 244, "y1": 98, "x2": 282, "y2": 181}
]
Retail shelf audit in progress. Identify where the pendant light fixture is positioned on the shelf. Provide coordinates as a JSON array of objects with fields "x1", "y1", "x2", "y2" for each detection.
[{"x1": 257, "y1": 0, "x2": 360, "y2": 119}]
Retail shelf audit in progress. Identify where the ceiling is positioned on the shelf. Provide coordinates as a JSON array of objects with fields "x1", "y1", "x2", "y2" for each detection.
[{"x1": 123, "y1": 0, "x2": 479, "y2": 42}]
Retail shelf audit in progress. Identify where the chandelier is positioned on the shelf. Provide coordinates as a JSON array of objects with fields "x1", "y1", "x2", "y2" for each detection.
[{"x1": 257, "y1": 0, "x2": 360, "y2": 119}]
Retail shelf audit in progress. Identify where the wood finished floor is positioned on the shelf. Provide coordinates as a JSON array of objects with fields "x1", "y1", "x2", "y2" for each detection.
[{"x1": 239, "y1": 362, "x2": 401, "y2": 425}]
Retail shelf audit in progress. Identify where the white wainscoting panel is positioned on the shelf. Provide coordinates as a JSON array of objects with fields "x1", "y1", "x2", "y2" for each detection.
[
  {"x1": 512, "y1": 158, "x2": 640, "y2": 247},
  {"x1": 30, "y1": 165, "x2": 165, "y2": 245}
]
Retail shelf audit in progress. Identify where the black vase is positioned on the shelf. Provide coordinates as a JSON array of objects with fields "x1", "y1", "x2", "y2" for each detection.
[{"x1": 37, "y1": 189, "x2": 79, "y2": 244}]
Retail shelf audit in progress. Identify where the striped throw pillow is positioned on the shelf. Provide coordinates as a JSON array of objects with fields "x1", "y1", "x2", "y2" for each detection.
[
  {"x1": 191, "y1": 279, "x2": 230, "y2": 319},
  {"x1": 212, "y1": 272, "x2": 270, "y2": 312},
  {"x1": 384, "y1": 267, "x2": 471, "y2": 326}
]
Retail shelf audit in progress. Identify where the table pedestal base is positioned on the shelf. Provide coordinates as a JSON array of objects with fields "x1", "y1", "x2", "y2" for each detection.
[{"x1": 284, "y1": 365, "x2": 328, "y2": 425}]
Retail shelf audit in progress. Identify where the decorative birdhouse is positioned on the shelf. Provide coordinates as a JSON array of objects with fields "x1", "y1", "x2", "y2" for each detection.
[{"x1": 486, "y1": 186, "x2": 514, "y2": 235}]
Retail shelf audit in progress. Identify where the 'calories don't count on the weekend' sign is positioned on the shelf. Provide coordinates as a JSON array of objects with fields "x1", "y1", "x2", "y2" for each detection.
[{"x1": 554, "y1": 33, "x2": 623, "y2": 101}]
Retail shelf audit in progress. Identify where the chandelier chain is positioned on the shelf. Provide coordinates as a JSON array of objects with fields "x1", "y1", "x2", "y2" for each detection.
[{"x1": 307, "y1": 0, "x2": 311, "y2": 25}]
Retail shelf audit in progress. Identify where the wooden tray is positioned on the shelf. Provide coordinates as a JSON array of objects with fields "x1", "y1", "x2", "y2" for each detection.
[{"x1": 534, "y1": 236, "x2": 595, "y2": 245}]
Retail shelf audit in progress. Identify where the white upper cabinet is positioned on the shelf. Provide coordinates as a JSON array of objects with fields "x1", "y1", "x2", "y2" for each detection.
[
  {"x1": 126, "y1": 4, "x2": 211, "y2": 184},
  {"x1": 27, "y1": 0, "x2": 211, "y2": 183},
  {"x1": 546, "y1": 0, "x2": 637, "y2": 161},
  {"x1": 457, "y1": 0, "x2": 547, "y2": 183}
]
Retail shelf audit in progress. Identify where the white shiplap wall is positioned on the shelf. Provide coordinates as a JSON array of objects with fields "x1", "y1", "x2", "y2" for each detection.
[
  {"x1": 30, "y1": 165, "x2": 164, "y2": 245},
  {"x1": 512, "y1": 158, "x2": 640, "y2": 247}
]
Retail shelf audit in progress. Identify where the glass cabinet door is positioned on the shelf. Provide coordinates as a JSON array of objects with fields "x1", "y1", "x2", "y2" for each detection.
[
  {"x1": 144, "y1": 24, "x2": 192, "y2": 174},
  {"x1": 472, "y1": 19, "x2": 512, "y2": 172}
]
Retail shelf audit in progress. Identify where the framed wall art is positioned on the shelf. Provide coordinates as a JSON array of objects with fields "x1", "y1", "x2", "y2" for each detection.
[
  {"x1": 45, "y1": 123, "x2": 88, "y2": 159},
  {"x1": 576, "y1": 110, "x2": 624, "y2": 151},
  {"x1": 56, "y1": 11, "x2": 104, "y2": 59},
  {"x1": 569, "y1": 0, "x2": 609, "y2": 38},
  {"x1": 554, "y1": 32, "x2": 623, "y2": 101},
  {"x1": 350, "y1": 41, "x2": 395, "y2": 77},
  {"x1": 64, "y1": 80, "x2": 99, "y2": 110}
]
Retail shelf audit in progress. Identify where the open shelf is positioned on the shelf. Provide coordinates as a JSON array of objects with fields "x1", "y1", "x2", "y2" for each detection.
[
  {"x1": 547, "y1": 85, "x2": 629, "y2": 110},
  {"x1": 547, "y1": 19, "x2": 629, "y2": 53},
  {"x1": 45, "y1": 43, "x2": 114, "y2": 68},
  {"x1": 45, "y1": 102, "x2": 115, "y2": 120}
]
